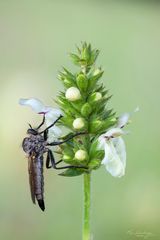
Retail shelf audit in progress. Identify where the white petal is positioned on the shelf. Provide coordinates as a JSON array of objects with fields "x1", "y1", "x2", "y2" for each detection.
[
  {"x1": 112, "y1": 137, "x2": 126, "y2": 170},
  {"x1": 101, "y1": 137, "x2": 126, "y2": 177},
  {"x1": 117, "y1": 107, "x2": 139, "y2": 128},
  {"x1": 45, "y1": 116, "x2": 62, "y2": 141},
  {"x1": 19, "y1": 98, "x2": 46, "y2": 113},
  {"x1": 47, "y1": 126, "x2": 62, "y2": 142},
  {"x1": 45, "y1": 108, "x2": 63, "y2": 120},
  {"x1": 117, "y1": 113, "x2": 130, "y2": 128},
  {"x1": 98, "y1": 135, "x2": 106, "y2": 149},
  {"x1": 103, "y1": 128, "x2": 124, "y2": 138}
]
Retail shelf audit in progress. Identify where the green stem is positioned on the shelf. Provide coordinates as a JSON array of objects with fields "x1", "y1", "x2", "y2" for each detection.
[{"x1": 83, "y1": 173, "x2": 91, "y2": 240}]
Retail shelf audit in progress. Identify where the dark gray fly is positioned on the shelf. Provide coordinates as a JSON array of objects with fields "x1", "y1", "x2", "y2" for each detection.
[{"x1": 22, "y1": 115, "x2": 86, "y2": 211}]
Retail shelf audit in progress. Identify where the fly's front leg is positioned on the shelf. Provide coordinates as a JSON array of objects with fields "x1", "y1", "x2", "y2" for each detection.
[
  {"x1": 47, "y1": 132, "x2": 86, "y2": 146},
  {"x1": 39, "y1": 115, "x2": 63, "y2": 134},
  {"x1": 36, "y1": 115, "x2": 45, "y2": 130}
]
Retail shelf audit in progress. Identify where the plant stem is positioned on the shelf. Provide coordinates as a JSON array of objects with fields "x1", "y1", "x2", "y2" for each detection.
[{"x1": 83, "y1": 173, "x2": 91, "y2": 240}]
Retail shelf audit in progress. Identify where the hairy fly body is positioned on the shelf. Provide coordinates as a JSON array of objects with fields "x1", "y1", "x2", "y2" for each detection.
[{"x1": 22, "y1": 115, "x2": 86, "y2": 211}]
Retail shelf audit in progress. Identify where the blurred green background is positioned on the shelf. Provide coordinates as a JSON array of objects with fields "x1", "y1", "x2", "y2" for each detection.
[{"x1": 0, "y1": 0, "x2": 160, "y2": 239}]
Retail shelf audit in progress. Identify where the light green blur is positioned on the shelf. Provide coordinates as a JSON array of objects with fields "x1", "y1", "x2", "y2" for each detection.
[{"x1": 0, "y1": 1, "x2": 160, "y2": 239}]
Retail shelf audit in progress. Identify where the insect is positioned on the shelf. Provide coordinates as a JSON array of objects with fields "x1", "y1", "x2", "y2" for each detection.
[{"x1": 22, "y1": 115, "x2": 86, "y2": 211}]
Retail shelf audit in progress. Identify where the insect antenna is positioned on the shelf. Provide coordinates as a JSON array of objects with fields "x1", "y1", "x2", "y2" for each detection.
[{"x1": 28, "y1": 123, "x2": 33, "y2": 129}]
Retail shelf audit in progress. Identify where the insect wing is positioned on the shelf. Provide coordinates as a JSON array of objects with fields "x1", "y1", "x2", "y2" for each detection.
[{"x1": 28, "y1": 155, "x2": 36, "y2": 204}]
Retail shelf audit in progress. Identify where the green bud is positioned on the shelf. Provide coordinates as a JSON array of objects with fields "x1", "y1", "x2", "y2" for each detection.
[
  {"x1": 88, "y1": 92, "x2": 102, "y2": 104},
  {"x1": 81, "y1": 103, "x2": 92, "y2": 117},
  {"x1": 89, "y1": 120, "x2": 103, "y2": 133},
  {"x1": 88, "y1": 159, "x2": 101, "y2": 170},
  {"x1": 62, "y1": 147, "x2": 75, "y2": 163},
  {"x1": 82, "y1": 47, "x2": 91, "y2": 62},
  {"x1": 88, "y1": 70, "x2": 103, "y2": 90},
  {"x1": 62, "y1": 154, "x2": 72, "y2": 163},
  {"x1": 100, "y1": 117, "x2": 117, "y2": 131},
  {"x1": 76, "y1": 74, "x2": 88, "y2": 91},
  {"x1": 81, "y1": 42, "x2": 91, "y2": 62}
]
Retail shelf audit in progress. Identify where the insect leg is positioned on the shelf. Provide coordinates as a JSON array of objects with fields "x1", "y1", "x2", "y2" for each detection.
[
  {"x1": 36, "y1": 115, "x2": 45, "y2": 130},
  {"x1": 48, "y1": 150, "x2": 87, "y2": 170},
  {"x1": 46, "y1": 151, "x2": 63, "y2": 169},
  {"x1": 44, "y1": 129, "x2": 48, "y2": 141},
  {"x1": 39, "y1": 115, "x2": 63, "y2": 134},
  {"x1": 46, "y1": 151, "x2": 52, "y2": 169},
  {"x1": 47, "y1": 132, "x2": 86, "y2": 146}
]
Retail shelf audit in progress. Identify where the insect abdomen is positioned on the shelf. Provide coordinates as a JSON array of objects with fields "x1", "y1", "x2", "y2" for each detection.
[{"x1": 33, "y1": 155, "x2": 45, "y2": 211}]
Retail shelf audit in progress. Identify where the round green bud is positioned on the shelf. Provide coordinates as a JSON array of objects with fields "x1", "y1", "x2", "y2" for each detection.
[
  {"x1": 81, "y1": 103, "x2": 92, "y2": 117},
  {"x1": 65, "y1": 87, "x2": 81, "y2": 101},
  {"x1": 89, "y1": 120, "x2": 102, "y2": 133},
  {"x1": 76, "y1": 74, "x2": 88, "y2": 91},
  {"x1": 88, "y1": 92, "x2": 102, "y2": 103},
  {"x1": 75, "y1": 150, "x2": 87, "y2": 161},
  {"x1": 73, "y1": 118, "x2": 85, "y2": 129},
  {"x1": 62, "y1": 154, "x2": 72, "y2": 163}
]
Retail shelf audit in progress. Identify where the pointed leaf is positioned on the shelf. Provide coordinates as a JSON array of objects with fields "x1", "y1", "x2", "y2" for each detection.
[{"x1": 59, "y1": 168, "x2": 85, "y2": 177}]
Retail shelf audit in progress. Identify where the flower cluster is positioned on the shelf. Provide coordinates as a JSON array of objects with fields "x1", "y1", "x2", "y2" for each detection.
[
  {"x1": 56, "y1": 42, "x2": 124, "y2": 176},
  {"x1": 19, "y1": 43, "x2": 138, "y2": 178}
]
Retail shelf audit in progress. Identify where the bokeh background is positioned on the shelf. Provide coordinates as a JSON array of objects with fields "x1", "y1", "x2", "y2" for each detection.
[{"x1": 0, "y1": 1, "x2": 160, "y2": 239}]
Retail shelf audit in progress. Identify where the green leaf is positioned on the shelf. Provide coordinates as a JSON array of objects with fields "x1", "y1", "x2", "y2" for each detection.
[
  {"x1": 81, "y1": 43, "x2": 91, "y2": 62},
  {"x1": 58, "y1": 69, "x2": 76, "y2": 88},
  {"x1": 70, "y1": 53, "x2": 81, "y2": 66},
  {"x1": 88, "y1": 71, "x2": 104, "y2": 90},
  {"x1": 89, "y1": 49, "x2": 100, "y2": 65},
  {"x1": 59, "y1": 168, "x2": 85, "y2": 177},
  {"x1": 89, "y1": 139, "x2": 100, "y2": 158}
]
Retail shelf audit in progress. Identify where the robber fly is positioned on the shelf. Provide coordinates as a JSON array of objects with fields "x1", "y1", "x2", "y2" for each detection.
[{"x1": 22, "y1": 115, "x2": 86, "y2": 211}]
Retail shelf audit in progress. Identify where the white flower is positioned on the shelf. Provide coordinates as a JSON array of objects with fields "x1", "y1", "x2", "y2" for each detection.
[
  {"x1": 117, "y1": 107, "x2": 139, "y2": 128},
  {"x1": 98, "y1": 107, "x2": 138, "y2": 177},
  {"x1": 98, "y1": 128, "x2": 126, "y2": 177},
  {"x1": 101, "y1": 137, "x2": 126, "y2": 177},
  {"x1": 73, "y1": 118, "x2": 85, "y2": 129},
  {"x1": 75, "y1": 150, "x2": 87, "y2": 161},
  {"x1": 19, "y1": 98, "x2": 63, "y2": 139},
  {"x1": 65, "y1": 87, "x2": 81, "y2": 101}
]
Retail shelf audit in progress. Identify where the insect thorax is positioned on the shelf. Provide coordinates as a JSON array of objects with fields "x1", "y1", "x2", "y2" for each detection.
[{"x1": 22, "y1": 134, "x2": 47, "y2": 155}]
